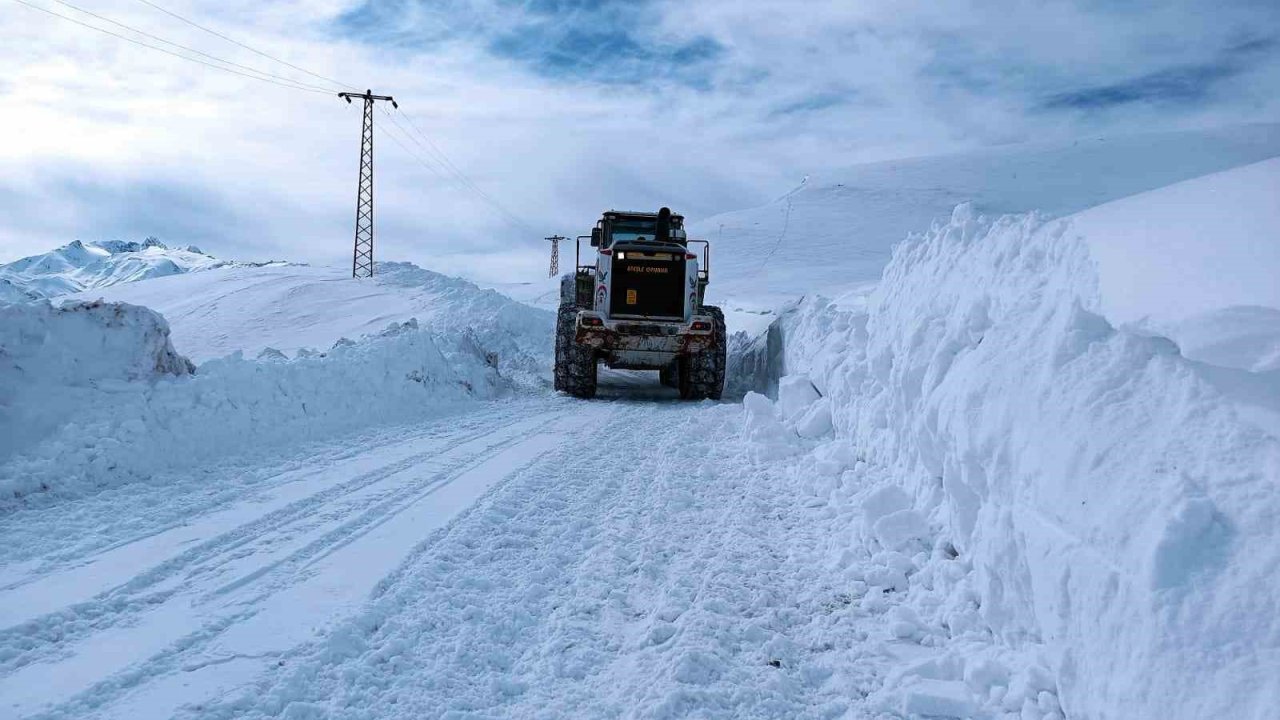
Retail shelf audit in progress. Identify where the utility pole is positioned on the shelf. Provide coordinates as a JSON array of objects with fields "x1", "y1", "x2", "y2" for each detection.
[
  {"x1": 339, "y1": 89, "x2": 397, "y2": 278},
  {"x1": 546, "y1": 235, "x2": 565, "y2": 278}
]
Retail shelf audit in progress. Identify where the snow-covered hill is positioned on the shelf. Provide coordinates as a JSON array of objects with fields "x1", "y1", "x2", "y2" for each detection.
[
  {"x1": 0, "y1": 237, "x2": 233, "y2": 300},
  {"x1": 692, "y1": 123, "x2": 1280, "y2": 328},
  {"x1": 69, "y1": 260, "x2": 554, "y2": 370}
]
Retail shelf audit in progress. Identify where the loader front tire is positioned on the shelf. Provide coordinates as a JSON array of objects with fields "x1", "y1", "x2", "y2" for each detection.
[{"x1": 555, "y1": 305, "x2": 597, "y2": 399}]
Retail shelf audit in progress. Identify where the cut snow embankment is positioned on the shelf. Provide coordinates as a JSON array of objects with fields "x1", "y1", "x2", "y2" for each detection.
[
  {"x1": 742, "y1": 161, "x2": 1280, "y2": 718},
  {"x1": 0, "y1": 301, "x2": 194, "y2": 464},
  {"x1": 0, "y1": 290, "x2": 548, "y2": 507}
]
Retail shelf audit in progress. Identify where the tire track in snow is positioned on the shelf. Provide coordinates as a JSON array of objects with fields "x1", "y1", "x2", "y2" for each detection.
[
  {"x1": 0, "y1": 402, "x2": 589, "y2": 718},
  {"x1": 76, "y1": 405, "x2": 607, "y2": 720},
  {"x1": 0, "y1": 412, "x2": 521, "y2": 658},
  {"x1": 189, "y1": 399, "x2": 897, "y2": 719},
  {"x1": 0, "y1": 404, "x2": 507, "y2": 589}
]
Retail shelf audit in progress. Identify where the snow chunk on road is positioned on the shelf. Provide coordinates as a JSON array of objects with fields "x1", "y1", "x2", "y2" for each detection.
[
  {"x1": 861, "y1": 485, "x2": 911, "y2": 524},
  {"x1": 741, "y1": 391, "x2": 800, "y2": 459},
  {"x1": 777, "y1": 374, "x2": 821, "y2": 420},
  {"x1": 873, "y1": 509, "x2": 930, "y2": 552},
  {"x1": 900, "y1": 679, "x2": 978, "y2": 718}
]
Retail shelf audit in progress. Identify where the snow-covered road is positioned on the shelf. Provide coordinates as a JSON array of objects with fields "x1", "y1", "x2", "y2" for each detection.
[
  {"x1": 0, "y1": 396, "x2": 600, "y2": 718},
  {"x1": 2, "y1": 375, "x2": 993, "y2": 720}
]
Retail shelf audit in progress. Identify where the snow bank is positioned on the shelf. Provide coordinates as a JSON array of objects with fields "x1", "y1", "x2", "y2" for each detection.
[
  {"x1": 0, "y1": 304, "x2": 516, "y2": 506},
  {"x1": 0, "y1": 300, "x2": 193, "y2": 463},
  {"x1": 757, "y1": 196, "x2": 1280, "y2": 717}
]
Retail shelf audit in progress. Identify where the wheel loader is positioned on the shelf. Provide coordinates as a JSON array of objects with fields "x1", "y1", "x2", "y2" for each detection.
[{"x1": 554, "y1": 207, "x2": 726, "y2": 400}]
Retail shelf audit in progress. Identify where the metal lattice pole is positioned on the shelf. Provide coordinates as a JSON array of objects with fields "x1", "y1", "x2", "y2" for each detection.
[
  {"x1": 339, "y1": 90, "x2": 397, "y2": 279},
  {"x1": 546, "y1": 235, "x2": 564, "y2": 278}
]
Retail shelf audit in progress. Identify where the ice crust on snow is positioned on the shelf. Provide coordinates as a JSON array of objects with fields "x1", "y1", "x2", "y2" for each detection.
[{"x1": 752, "y1": 160, "x2": 1280, "y2": 718}]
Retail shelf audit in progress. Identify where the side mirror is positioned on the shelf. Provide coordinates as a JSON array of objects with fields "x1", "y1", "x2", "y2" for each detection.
[{"x1": 590, "y1": 228, "x2": 602, "y2": 247}]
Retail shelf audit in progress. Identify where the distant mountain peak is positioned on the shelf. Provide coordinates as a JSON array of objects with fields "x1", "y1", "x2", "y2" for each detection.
[{"x1": 0, "y1": 238, "x2": 227, "y2": 303}]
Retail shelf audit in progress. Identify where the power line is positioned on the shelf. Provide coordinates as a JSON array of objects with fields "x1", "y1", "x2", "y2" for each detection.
[
  {"x1": 377, "y1": 106, "x2": 530, "y2": 231},
  {"x1": 13, "y1": 0, "x2": 542, "y2": 241},
  {"x1": 130, "y1": 0, "x2": 359, "y2": 92},
  {"x1": 375, "y1": 108, "x2": 454, "y2": 183},
  {"x1": 373, "y1": 111, "x2": 533, "y2": 235},
  {"x1": 9, "y1": 0, "x2": 332, "y2": 94},
  {"x1": 47, "y1": 0, "x2": 340, "y2": 93},
  {"x1": 389, "y1": 106, "x2": 536, "y2": 233}
]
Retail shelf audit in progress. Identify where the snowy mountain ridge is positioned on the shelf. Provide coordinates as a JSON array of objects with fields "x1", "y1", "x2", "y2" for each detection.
[{"x1": 0, "y1": 237, "x2": 239, "y2": 301}]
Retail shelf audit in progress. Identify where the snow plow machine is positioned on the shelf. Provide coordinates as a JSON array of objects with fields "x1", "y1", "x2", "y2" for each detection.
[{"x1": 555, "y1": 207, "x2": 726, "y2": 400}]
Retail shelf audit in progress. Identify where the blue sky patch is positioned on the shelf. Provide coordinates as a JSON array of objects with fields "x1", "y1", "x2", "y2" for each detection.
[
  {"x1": 1040, "y1": 36, "x2": 1276, "y2": 110},
  {"x1": 335, "y1": 0, "x2": 722, "y2": 88}
]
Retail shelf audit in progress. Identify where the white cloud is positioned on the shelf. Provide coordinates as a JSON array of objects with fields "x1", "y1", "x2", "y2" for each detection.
[{"x1": 0, "y1": 0, "x2": 1276, "y2": 282}]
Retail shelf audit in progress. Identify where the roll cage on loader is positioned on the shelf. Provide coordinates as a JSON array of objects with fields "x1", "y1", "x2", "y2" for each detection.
[{"x1": 554, "y1": 207, "x2": 726, "y2": 400}]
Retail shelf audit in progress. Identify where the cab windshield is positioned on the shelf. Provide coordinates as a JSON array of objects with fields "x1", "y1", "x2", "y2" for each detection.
[{"x1": 609, "y1": 219, "x2": 658, "y2": 245}]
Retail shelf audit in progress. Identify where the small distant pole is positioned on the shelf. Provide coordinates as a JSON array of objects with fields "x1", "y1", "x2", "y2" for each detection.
[
  {"x1": 338, "y1": 89, "x2": 398, "y2": 278},
  {"x1": 546, "y1": 235, "x2": 565, "y2": 277}
]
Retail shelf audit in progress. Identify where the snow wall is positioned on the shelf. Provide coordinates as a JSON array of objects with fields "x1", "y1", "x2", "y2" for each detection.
[
  {"x1": 750, "y1": 199, "x2": 1280, "y2": 718},
  {"x1": 0, "y1": 301, "x2": 532, "y2": 507}
]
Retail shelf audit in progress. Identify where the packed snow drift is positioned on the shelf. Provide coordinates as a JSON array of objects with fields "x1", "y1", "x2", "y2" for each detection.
[
  {"x1": 739, "y1": 158, "x2": 1280, "y2": 718},
  {"x1": 0, "y1": 304, "x2": 522, "y2": 506},
  {"x1": 0, "y1": 300, "x2": 193, "y2": 465},
  {"x1": 0, "y1": 261, "x2": 553, "y2": 507}
]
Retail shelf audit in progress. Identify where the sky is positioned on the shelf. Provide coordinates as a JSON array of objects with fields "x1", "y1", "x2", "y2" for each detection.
[{"x1": 0, "y1": 0, "x2": 1277, "y2": 282}]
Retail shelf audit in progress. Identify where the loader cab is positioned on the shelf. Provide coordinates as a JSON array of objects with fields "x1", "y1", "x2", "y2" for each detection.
[{"x1": 593, "y1": 210, "x2": 688, "y2": 249}]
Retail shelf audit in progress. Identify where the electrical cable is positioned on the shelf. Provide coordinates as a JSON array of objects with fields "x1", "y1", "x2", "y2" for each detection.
[
  {"x1": 48, "y1": 0, "x2": 340, "y2": 92},
  {"x1": 9, "y1": 0, "x2": 332, "y2": 94},
  {"x1": 130, "y1": 0, "x2": 359, "y2": 91}
]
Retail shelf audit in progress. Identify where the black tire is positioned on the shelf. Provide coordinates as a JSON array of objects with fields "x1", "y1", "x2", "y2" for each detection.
[
  {"x1": 659, "y1": 361, "x2": 679, "y2": 388},
  {"x1": 554, "y1": 305, "x2": 597, "y2": 398},
  {"x1": 679, "y1": 306, "x2": 726, "y2": 400}
]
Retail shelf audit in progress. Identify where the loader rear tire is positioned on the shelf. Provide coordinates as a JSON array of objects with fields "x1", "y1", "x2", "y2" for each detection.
[
  {"x1": 555, "y1": 305, "x2": 597, "y2": 399},
  {"x1": 679, "y1": 306, "x2": 725, "y2": 401}
]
